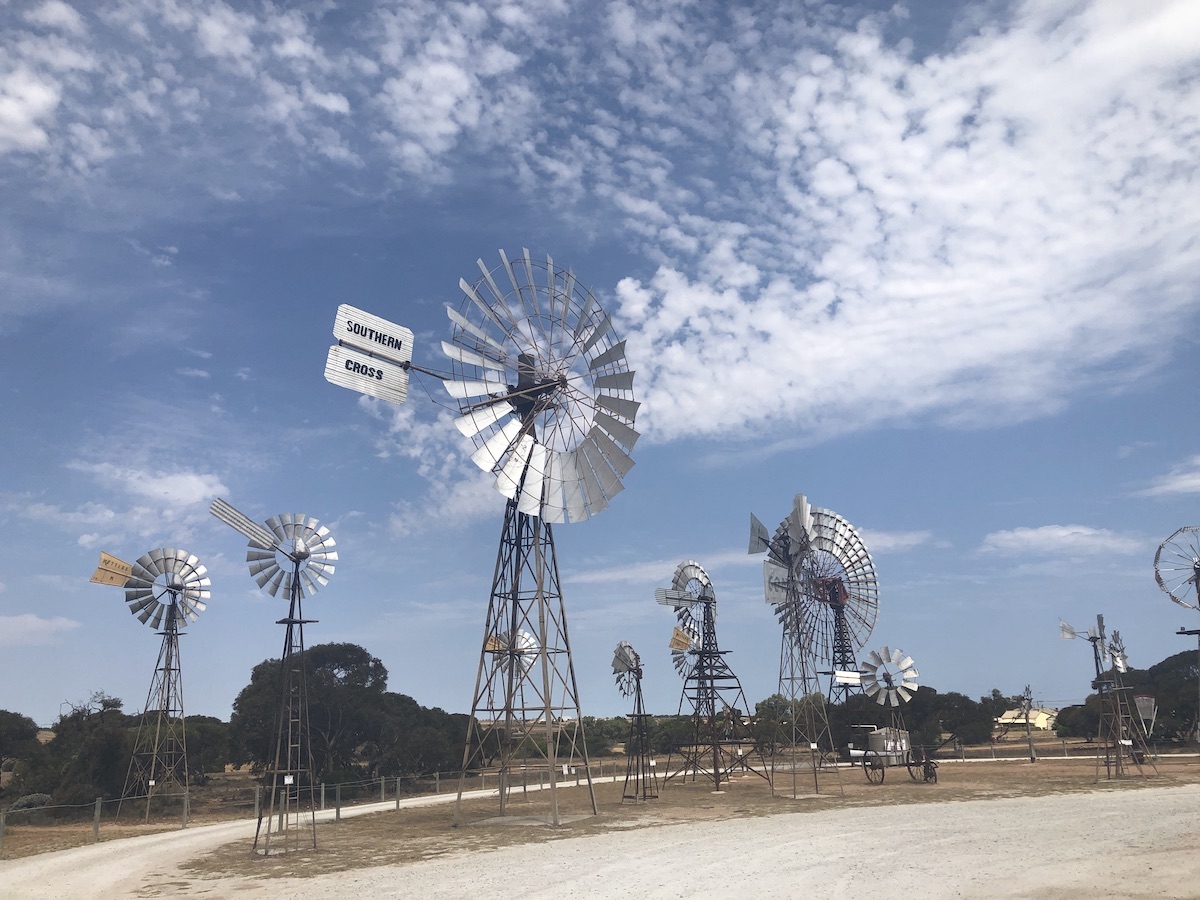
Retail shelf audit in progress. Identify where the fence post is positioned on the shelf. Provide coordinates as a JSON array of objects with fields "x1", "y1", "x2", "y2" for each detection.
[
  {"x1": 321, "y1": 783, "x2": 326, "y2": 810},
  {"x1": 380, "y1": 776, "x2": 385, "y2": 803},
  {"x1": 1, "y1": 809, "x2": 6, "y2": 856},
  {"x1": 335, "y1": 784, "x2": 342, "y2": 822},
  {"x1": 434, "y1": 771, "x2": 439, "y2": 794},
  {"x1": 395, "y1": 777, "x2": 401, "y2": 810},
  {"x1": 254, "y1": 785, "x2": 261, "y2": 820},
  {"x1": 93, "y1": 797, "x2": 102, "y2": 843},
  {"x1": 181, "y1": 791, "x2": 189, "y2": 829}
]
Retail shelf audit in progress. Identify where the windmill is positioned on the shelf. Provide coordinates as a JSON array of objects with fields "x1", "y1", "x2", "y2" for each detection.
[
  {"x1": 442, "y1": 250, "x2": 639, "y2": 825},
  {"x1": 750, "y1": 497, "x2": 878, "y2": 704},
  {"x1": 1154, "y1": 525, "x2": 1200, "y2": 742},
  {"x1": 90, "y1": 548, "x2": 209, "y2": 820},
  {"x1": 1059, "y1": 615, "x2": 1155, "y2": 779},
  {"x1": 656, "y1": 560, "x2": 767, "y2": 791},
  {"x1": 613, "y1": 640, "x2": 656, "y2": 802},
  {"x1": 210, "y1": 498, "x2": 338, "y2": 854},
  {"x1": 857, "y1": 645, "x2": 919, "y2": 783}
]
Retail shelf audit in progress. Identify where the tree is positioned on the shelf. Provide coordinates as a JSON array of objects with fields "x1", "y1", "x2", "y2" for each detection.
[
  {"x1": 12, "y1": 694, "x2": 133, "y2": 805},
  {"x1": 230, "y1": 643, "x2": 389, "y2": 779},
  {"x1": 0, "y1": 710, "x2": 41, "y2": 779},
  {"x1": 935, "y1": 691, "x2": 994, "y2": 745}
]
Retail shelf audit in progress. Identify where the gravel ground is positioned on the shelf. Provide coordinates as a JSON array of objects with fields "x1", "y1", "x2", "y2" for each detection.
[{"x1": 3, "y1": 775, "x2": 1198, "y2": 898}]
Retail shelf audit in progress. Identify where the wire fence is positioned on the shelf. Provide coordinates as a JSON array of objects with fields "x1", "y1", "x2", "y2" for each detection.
[{"x1": 0, "y1": 759, "x2": 623, "y2": 860}]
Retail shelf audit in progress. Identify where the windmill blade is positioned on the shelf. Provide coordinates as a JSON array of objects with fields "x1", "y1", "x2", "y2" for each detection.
[
  {"x1": 578, "y1": 312, "x2": 613, "y2": 357},
  {"x1": 587, "y1": 339, "x2": 627, "y2": 372},
  {"x1": 656, "y1": 587, "x2": 697, "y2": 608},
  {"x1": 595, "y1": 393, "x2": 640, "y2": 424},
  {"x1": 495, "y1": 433, "x2": 535, "y2": 501},
  {"x1": 453, "y1": 400, "x2": 515, "y2": 439},
  {"x1": 210, "y1": 498, "x2": 279, "y2": 550},
  {"x1": 446, "y1": 304, "x2": 507, "y2": 354},
  {"x1": 866, "y1": 649, "x2": 883, "y2": 667},
  {"x1": 584, "y1": 425, "x2": 634, "y2": 477},
  {"x1": 560, "y1": 451, "x2": 590, "y2": 523},
  {"x1": 595, "y1": 411, "x2": 640, "y2": 452},
  {"x1": 1058, "y1": 619, "x2": 1079, "y2": 640},
  {"x1": 444, "y1": 377, "x2": 506, "y2": 400},
  {"x1": 441, "y1": 340, "x2": 506, "y2": 372},
  {"x1": 579, "y1": 434, "x2": 625, "y2": 500},
  {"x1": 612, "y1": 640, "x2": 640, "y2": 674},
  {"x1": 592, "y1": 371, "x2": 635, "y2": 392},
  {"x1": 516, "y1": 442, "x2": 548, "y2": 517},
  {"x1": 469, "y1": 418, "x2": 522, "y2": 473},
  {"x1": 889, "y1": 647, "x2": 904, "y2": 665},
  {"x1": 749, "y1": 513, "x2": 771, "y2": 554}
]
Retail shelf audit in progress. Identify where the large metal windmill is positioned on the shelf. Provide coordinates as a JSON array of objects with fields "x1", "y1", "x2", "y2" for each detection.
[
  {"x1": 657, "y1": 560, "x2": 767, "y2": 791},
  {"x1": 1154, "y1": 525, "x2": 1200, "y2": 742},
  {"x1": 747, "y1": 495, "x2": 842, "y2": 796},
  {"x1": 613, "y1": 640, "x2": 656, "y2": 802},
  {"x1": 90, "y1": 548, "x2": 209, "y2": 820},
  {"x1": 442, "y1": 250, "x2": 639, "y2": 825},
  {"x1": 210, "y1": 498, "x2": 338, "y2": 854},
  {"x1": 750, "y1": 496, "x2": 878, "y2": 703}
]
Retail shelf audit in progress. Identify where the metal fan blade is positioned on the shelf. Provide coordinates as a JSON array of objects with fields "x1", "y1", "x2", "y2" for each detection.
[
  {"x1": 454, "y1": 401, "x2": 515, "y2": 438},
  {"x1": 300, "y1": 569, "x2": 320, "y2": 596},
  {"x1": 572, "y1": 288, "x2": 597, "y2": 338},
  {"x1": 210, "y1": 498, "x2": 279, "y2": 549},
  {"x1": 582, "y1": 426, "x2": 633, "y2": 477},
  {"x1": 253, "y1": 562, "x2": 281, "y2": 590},
  {"x1": 475, "y1": 257, "x2": 510, "y2": 309},
  {"x1": 539, "y1": 452, "x2": 567, "y2": 524},
  {"x1": 902, "y1": 666, "x2": 919, "y2": 680},
  {"x1": 281, "y1": 571, "x2": 296, "y2": 599},
  {"x1": 444, "y1": 378, "x2": 506, "y2": 400},
  {"x1": 560, "y1": 451, "x2": 589, "y2": 523},
  {"x1": 516, "y1": 442, "x2": 548, "y2": 517},
  {"x1": 446, "y1": 304, "x2": 507, "y2": 354},
  {"x1": 137, "y1": 602, "x2": 159, "y2": 625},
  {"x1": 495, "y1": 433, "x2": 535, "y2": 501},
  {"x1": 587, "y1": 339, "x2": 627, "y2": 371},
  {"x1": 897, "y1": 686, "x2": 913, "y2": 703},
  {"x1": 127, "y1": 595, "x2": 156, "y2": 616},
  {"x1": 866, "y1": 650, "x2": 883, "y2": 667},
  {"x1": 749, "y1": 513, "x2": 771, "y2": 554},
  {"x1": 499, "y1": 249, "x2": 533, "y2": 317},
  {"x1": 441, "y1": 340, "x2": 506, "y2": 372},
  {"x1": 595, "y1": 412, "x2": 639, "y2": 451},
  {"x1": 897, "y1": 656, "x2": 914, "y2": 670},
  {"x1": 147, "y1": 605, "x2": 166, "y2": 631},
  {"x1": 580, "y1": 435, "x2": 624, "y2": 499},
  {"x1": 863, "y1": 680, "x2": 880, "y2": 696},
  {"x1": 578, "y1": 312, "x2": 612, "y2": 356},
  {"x1": 459, "y1": 277, "x2": 509, "y2": 332},
  {"x1": 469, "y1": 418, "x2": 522, "y2": 473},
  {"x1": 876, "y1": 690, "x2": 889, "y2": 706},
  {"x1": 264, "y1": 568, "x2": 286, "y2": 597},
  {"x1": 576, "y1": 450, "x2": 610, "y2": 516},
  {"x1": 592, "y1": 371, "x2": 635, "y2": 392},
  {"x1": 879, "y1": 646, "x2": 892, "y2": 666},
  {"x1": 595, "y1": 394, "x2": 640, "y2": 423},
  {"x1": 889, "y1": 647, "x2": 904, "y2": 665},
  {"x1": 248, "y1": 553, "x2": 276, "y2": 578}
]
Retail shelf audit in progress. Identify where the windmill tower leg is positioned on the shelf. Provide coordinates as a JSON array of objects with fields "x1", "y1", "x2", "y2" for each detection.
[
  {"x1": 121, "y1": 611, "x2": 190, "y2": 822},
  {"x1": 456, "y1": 500, "x2": 597, "y2": 825},
  {"x1": 254, "y1": 575, "x2": 318, "y2": 854}
]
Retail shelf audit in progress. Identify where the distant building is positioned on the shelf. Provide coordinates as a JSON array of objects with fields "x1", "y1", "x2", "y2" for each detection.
[{"x1": 995, "y1": 708, "x2": 1057, "y2": 731}]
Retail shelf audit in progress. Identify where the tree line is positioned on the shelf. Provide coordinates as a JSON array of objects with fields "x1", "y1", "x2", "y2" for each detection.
[{"x1": 2, "y1": 642, "x2": 1196, "y2": 806}]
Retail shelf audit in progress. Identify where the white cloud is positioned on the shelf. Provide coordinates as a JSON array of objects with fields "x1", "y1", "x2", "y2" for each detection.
[
  {"x1": 0, "y1": 614, "x2": 81, "y2": 647},
  {"x1": 24, "y1": 1, "x2": 88, "y2": 36},
  {"x1": 859, "y1": 529, "x2": 932, "y2": 553},
  {"x1": 979, "y1": 525, "x2": 1142, "y2": 557},
  {"x1": 0, "y1": 65, "x2": 61, "y2": 153},
  {"x1": 1138, "y1": 455, "x2": 1200, "y2": 497},
  {"x1": 67, "y1": 461, "x2": 227, "y2": 506},
  {"x1": 176, "y1": 367, "x2": 210, "y2": 378}
]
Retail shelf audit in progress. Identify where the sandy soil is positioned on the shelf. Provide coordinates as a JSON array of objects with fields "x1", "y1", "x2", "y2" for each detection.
[{"x1": 3, "y1": 758, "x2": 1199, "y2": 899}]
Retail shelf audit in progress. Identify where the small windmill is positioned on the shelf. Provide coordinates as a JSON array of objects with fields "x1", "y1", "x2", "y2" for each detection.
[
  {"x1": 856, "y1": 645, "x2": 920, "y2": 783},
  {"x1": 613, "y1": 641, "x2": 656, "y2": 801},
  {"x1": 657, "y1": 560, "x2": 768, "y2": 791},
  {"x1": 90, "y1": 548, "x2": 209, "y2": 819},
  {"x1": 1059, "y1": 615, "x2": 1155, "y2": 779},
  {"x1": 210, "y1": 498, "x2": 338, "y2": 854}
]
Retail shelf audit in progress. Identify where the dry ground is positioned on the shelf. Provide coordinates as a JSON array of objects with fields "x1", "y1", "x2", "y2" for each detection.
[
  {"x1": 4, "y1": 752, "x2": 1199, "y2": 899},
  {"x1": 181, "y1": 753, "x2": 1200, "y2": 881}
]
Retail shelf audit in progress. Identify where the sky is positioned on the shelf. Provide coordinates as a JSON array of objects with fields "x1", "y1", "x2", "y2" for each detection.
[{"x1": 2, "y1": 0, "x2": 1199, "y2": 729}]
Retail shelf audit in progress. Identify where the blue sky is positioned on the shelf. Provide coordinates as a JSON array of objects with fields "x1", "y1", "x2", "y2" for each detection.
[{"x1": 2, "y1": 0, "x2": 1199, "y2": 727}]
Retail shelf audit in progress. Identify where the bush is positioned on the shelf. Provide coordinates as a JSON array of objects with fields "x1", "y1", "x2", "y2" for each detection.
[{"x1": 8, "y1": 792, "x2": 51, "y2": 812}]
